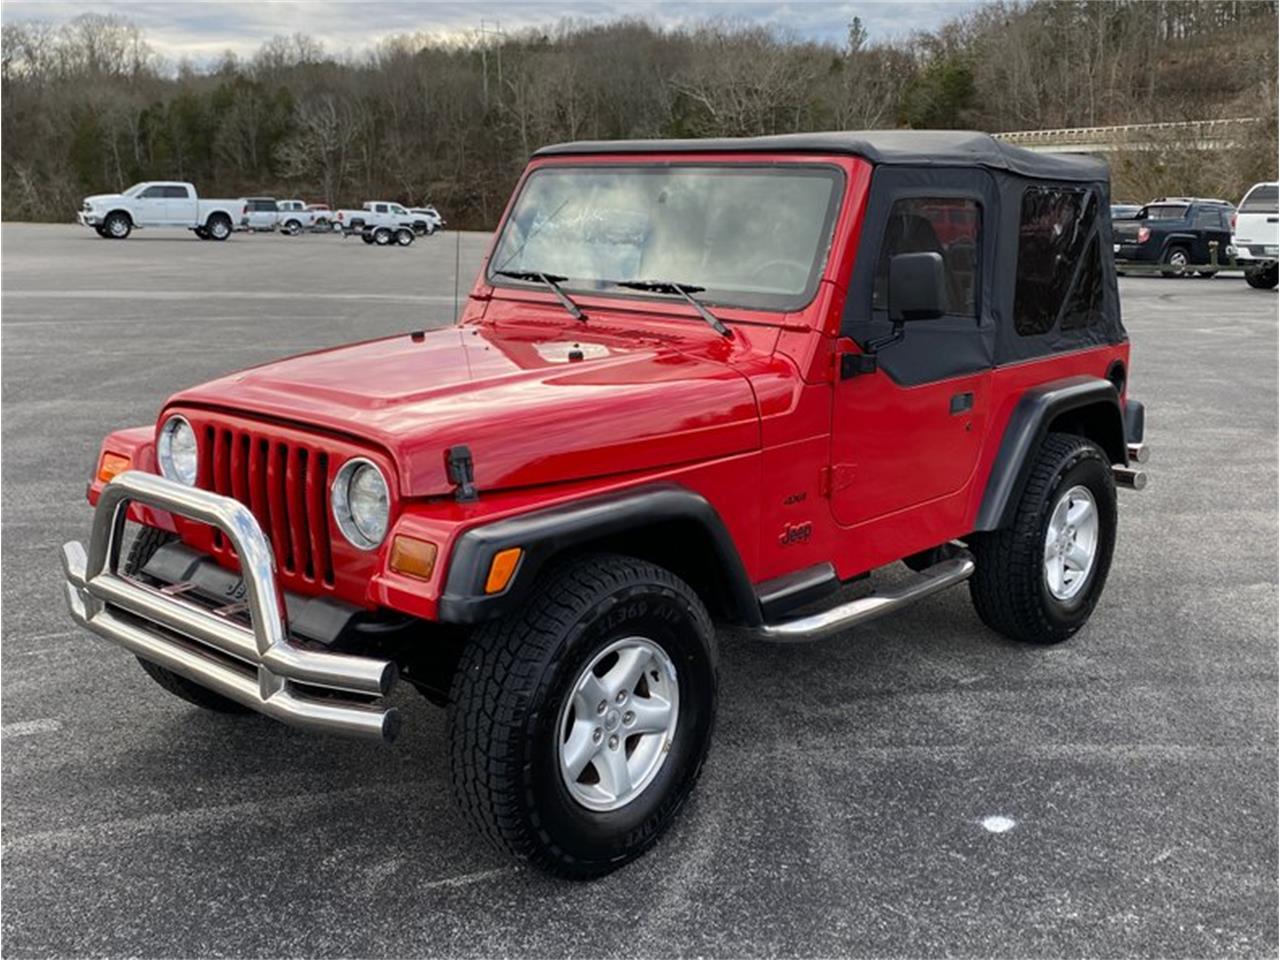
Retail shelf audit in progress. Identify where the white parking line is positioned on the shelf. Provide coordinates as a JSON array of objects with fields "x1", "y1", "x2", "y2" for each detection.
[
  {"x1": 2, "y1": 719, "x2": 63, "y2": 738},
  {"x1": 420, "y1": 867, "x2": 518, "y2": 891}
]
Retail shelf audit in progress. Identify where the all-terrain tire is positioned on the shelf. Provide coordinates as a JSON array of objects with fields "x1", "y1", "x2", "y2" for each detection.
[
  {"x1": 968, "y1": 432, "x2": 1117, "y2": 645},
  {"x1": 447, "y1": 552, "x2": 718, "y2": 878},
  {"x1": 125, "y1": 526, "x2": 253, "y2": 715}
]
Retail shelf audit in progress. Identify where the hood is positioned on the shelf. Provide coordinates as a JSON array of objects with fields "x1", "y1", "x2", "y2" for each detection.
[
  {"x1": 167, "y1": 320, "x2": 768, "y2": 497},
  {"x1": 84, "y1": 193, "x2": 126, "y2": 206}
]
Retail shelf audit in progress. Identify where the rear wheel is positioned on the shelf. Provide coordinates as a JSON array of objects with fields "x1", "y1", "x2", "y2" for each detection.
[
  {"x1": 125, "y1": 527, "x2": 253, "y2": 715},
  {"x1": 448, "y1": 553, "x2": 717, "y2": 878},
  {"x1": 395, "y1": 228, "x2": 414, "y2": 246},
  {"x1": 194, "y1": 226, "x2": 210, "y2": 240},
  {"x1": 283, "y1": 219, "x2": 302, "y2": 236},
  {"x1": 361, "y1": 231, "x2": 376, "y2": 245},
  {"x1": 373, "y1": 227, "x2": 392, "y2": 246},
  {"x1": 1245, "y1": 265, "x2": 1279, "y2": 289},
  {"x1": 205, "y1": 215, "x2": 232, "y2": 241},
  {"x1": 968, "y1": 432, "x2": 1117, "y2": 645},
  {"x1": 1160, "y1": 245, "x2": 1189, "y2": 277}
]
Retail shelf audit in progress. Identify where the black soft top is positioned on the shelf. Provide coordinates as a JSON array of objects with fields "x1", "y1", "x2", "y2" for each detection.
[{"x1": 534, "y1": 130, "x2": 1107, "y2": 183}]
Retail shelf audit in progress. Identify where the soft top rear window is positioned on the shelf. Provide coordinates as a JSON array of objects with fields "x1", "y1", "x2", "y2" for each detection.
[
  {"x1": 1240, "y1": 184, "x2": 1279, "y2": 214},
  {"x1": 488, "y1": 163, "x2": 845, "y2": 313},
  {"x1": 1142, "y1": 204, "x2": 1189, "y2": 220}
]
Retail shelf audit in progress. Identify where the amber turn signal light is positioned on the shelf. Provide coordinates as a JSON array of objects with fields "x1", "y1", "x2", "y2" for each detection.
[
  {"x1": 389, "y1": 535, "x2": 437, "y2": 580},
  {"x1": 485, "y1": 547, "x2": 523, "y2": 594},
  {"x1": 97, "y1": 452, "x2": 131, "y2": 483}
]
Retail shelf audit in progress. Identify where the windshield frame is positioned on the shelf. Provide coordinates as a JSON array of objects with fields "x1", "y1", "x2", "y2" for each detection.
[{"x1": 486, "y1": 160, "x2": 848, "y2": 315}]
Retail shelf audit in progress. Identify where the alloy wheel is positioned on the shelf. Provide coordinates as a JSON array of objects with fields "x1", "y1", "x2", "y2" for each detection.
[
  {"x1": 556, "y1": 637, "x2": 680, "y2": 812},
  {"x1": 1043, "y1": 484, "x2": 1099, "y2": 601}
]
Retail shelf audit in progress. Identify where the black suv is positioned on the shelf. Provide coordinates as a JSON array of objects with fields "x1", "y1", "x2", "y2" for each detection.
[{"x1": 1113, "y1": 197, "x2": 1235, "y2": 277}]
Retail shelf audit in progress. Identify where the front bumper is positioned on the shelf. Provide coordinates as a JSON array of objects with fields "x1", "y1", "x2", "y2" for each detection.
[
  {"x1": 77, "y1": 211, "x2": 100, "y2": 226},
  {"x1": 61, "y1": 471, "x2": 400, "y2": 742}
]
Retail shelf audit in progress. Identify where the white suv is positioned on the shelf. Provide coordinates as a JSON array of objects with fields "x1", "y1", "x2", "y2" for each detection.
[{"x1": 1232, "y1": 181, "x2": 1278, "y2": 289}]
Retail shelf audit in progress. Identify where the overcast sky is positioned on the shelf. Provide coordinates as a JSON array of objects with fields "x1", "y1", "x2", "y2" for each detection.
[{"x1": 1, "y1": 2, "x2": 982, "y2": 64}]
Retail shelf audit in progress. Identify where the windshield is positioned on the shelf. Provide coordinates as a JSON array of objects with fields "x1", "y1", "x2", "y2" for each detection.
[
  {"x1": 122, "y1": 183, "x2": 147, "y2": 197},
  {"x1": 488, "y1": 164, "x2": 844, "y2": 312}
]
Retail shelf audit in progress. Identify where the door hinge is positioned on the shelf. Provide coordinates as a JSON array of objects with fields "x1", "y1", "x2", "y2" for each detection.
[{"x1": 821, "y1": 464, "x2": 857, "y2": 497}]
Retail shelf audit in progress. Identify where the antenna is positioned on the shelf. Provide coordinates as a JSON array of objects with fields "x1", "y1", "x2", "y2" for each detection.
[{"x1": 453, "y1": 227, "x2": 461, "y2": 323}]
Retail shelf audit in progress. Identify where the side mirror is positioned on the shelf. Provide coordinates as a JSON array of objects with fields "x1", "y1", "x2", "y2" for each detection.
[{"x1": 888, "y1": 252, "x2": 948, "y2": 323}]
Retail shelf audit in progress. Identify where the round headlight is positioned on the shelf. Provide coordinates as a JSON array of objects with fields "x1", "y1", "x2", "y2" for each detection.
[
  {"x1": 157, "y1": 415, "x2": 198, "y2": 486},
  {"x1": 331, "y1": 458, "x2": 390, "y2": 550}
]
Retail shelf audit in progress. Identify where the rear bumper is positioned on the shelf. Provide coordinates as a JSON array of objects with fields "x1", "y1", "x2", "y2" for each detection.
[
  {"x1": 61, "y1": 471, "x2": 400, "y2": 742},
  {"x1": 1233, "y1": 243, "x2": 1278, "y2": 265}
]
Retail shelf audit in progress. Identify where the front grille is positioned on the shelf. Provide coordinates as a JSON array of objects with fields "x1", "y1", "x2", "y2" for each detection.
[{"x1": 199, "y1": 423, "x2": 335, "y2": 586}]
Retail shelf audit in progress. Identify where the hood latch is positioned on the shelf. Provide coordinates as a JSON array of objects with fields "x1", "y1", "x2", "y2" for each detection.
[{"x1": 445, "y1": 445, "x2": 479, "y2": 502}]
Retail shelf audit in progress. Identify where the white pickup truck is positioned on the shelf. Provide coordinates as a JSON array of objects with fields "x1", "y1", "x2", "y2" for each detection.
[
  {"x1": 333, "y1": 201, "x2": 418, "y2": 246},
  {"x1": 78, "y1": 182, "x2": 241, "y2": 240},
  {"x1": 1232, "y1": 181, "x2": 1279, "y2": 289}
]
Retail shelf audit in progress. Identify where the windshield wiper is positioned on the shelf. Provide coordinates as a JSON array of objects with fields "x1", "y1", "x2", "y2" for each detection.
[
  {"x1": 494, "y1": 270, "x2": 587, "y2": 321},
  {"x1": 610, "y1": 280, "x2": 732, "y2": 338}
]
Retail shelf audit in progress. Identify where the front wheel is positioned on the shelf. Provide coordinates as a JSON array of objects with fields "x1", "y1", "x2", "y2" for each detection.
[
  {"x1": 104, "y1": 212, "x2": 131, "y2": 239},
  {"x1": 361, "y1": 231, "x2": 376, "y2": 245},
  {"x1": 283, "y1": 219, "x2": 302, "y2": 236},
  {"x1": 395, "y1": 228, "x2": 414, "y2": 246},
  {"x1": 373, "y1": 227, "x2": 392, "y2": 246},
  {"x1": 1245, "y1": 265, "x2": 1279, "y2": 289},
  {"x1": 448, "y1": 553, "x2": 718, "y2": 878},
  {"x1": 968, "y1": 432, "x2": 1117, "y2": 645}
]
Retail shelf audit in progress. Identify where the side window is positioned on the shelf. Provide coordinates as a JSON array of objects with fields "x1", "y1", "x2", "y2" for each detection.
[
  {"x1": 375, "y1": 204, "x2": 388, "y2": 214},
  {"x1": 139, "y1": 186, "x2": 165, "y2": 199},
  {"x1": 1013, "y1": 187, "x2": 1097, "y2": 336},
  {"x1": 164, "y1": 186, "x2": 189, "y2": 199},
  {"x1": 1193, "y1": 207, "x2": 1222, "y2": 229},
  {"x1": 872, "y1": 197, "x2": 980, "y2": 317}
]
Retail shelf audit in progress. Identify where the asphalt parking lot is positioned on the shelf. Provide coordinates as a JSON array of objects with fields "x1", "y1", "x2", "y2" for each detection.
[{"x1": 2, "y1": 223, "x2": 1276, "y2": 958}]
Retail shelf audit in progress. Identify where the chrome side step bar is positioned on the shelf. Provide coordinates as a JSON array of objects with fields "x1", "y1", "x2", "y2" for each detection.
[
  {"x1": 746, "y1": 556, "x2": 975, "y2": 643},
  {"x1": 60, "y1": 471, "x2": 400, "y2": 742}
]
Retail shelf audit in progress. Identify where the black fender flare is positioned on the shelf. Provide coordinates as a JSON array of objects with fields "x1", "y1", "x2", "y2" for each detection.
[
  {"x1": 436, "y1": 484, "x2": 762, "y2": 626},
  {"x1": 974, "y1": 376, "x2": 1126, "y2": 532}
]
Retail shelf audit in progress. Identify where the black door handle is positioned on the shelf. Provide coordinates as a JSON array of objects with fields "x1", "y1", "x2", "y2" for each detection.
[{"x1": 950, "y1": 392, "x2": 974, "y2": 414}]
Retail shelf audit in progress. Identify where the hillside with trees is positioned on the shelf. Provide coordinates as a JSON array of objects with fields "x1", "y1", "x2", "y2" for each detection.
[{"x1": 2, "y1": 1, "x2": 1276, "y2": 226}]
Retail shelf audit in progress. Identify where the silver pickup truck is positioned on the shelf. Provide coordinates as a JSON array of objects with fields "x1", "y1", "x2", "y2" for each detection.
[{"x1": 78, "y1": 181, "x2": 242, "y2": 240}]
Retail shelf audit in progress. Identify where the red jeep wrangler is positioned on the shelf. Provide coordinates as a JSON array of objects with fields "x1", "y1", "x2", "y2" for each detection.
[{"x1": 61, "y1": 131, "x2": 1148, "y2": 878}]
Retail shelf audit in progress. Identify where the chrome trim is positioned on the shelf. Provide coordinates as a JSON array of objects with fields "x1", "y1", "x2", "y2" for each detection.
[
  {"x1": 1126, "y1": 442, "x2": 1149, "y2": 464},
  {"x1": 156, "y1": 414, "x2": 197, "y2": 486},
  {"x1": 60, "y1": 471, "x2": 399, "y2": 741},
  {"x1": 746, "y1": 556, "x2": 975, "y2": 643},
  {"x1": 1112, "y1": 465, "x2": 1148, "y2": 491},
  {"x1": 330, "y1": 456, "x2": 390, "y2": 551}
]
